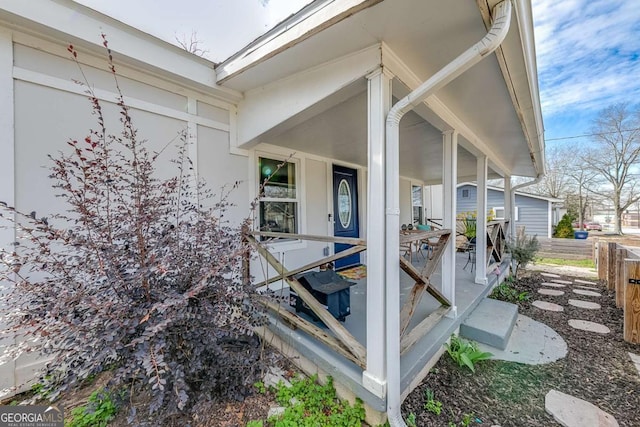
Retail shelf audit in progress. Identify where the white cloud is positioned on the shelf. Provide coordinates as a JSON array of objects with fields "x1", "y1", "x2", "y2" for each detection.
[{"x1": 532, "y1": 0, "x2": 640, "y2": 117}]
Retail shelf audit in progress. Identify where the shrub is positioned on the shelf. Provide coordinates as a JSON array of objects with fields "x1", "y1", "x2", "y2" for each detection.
[
  {"x1": 553, "y1": 213, "x2": 575, "y2": 238},
  {"x1": 507, "y1": 233, "x2": 540, "y2": 278},
  {"x1": 0, "y1": 36, "x2": 265, "y2": 420}
]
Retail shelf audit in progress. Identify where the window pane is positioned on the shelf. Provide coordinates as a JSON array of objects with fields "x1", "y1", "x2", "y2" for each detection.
[
  {"x1": 260, "y1": 201, "x2": 298, "y2": 234},
  {"x1": 259, "y1": 157, "x2": 296, "y2": 198},
  {"x1": 412, "y1": 185, "x2": 423, "y2": 224}
]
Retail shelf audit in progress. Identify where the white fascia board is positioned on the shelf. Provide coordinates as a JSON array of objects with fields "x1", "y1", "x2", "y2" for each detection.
[
  {"x1": 381, "y1": 43, "x2": 513, "y2": 177},
  {"x1": 0, "y1": 0, "x2": 240, "y2": 103},
  {"x1": 235, "y1": 44, "x2": 381, "y2": 148},
  {"x1": 216, "y1": 0, "x2": 382, "y2": 83}
]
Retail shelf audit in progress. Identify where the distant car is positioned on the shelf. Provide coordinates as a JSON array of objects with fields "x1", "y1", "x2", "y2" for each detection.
[
  {"x1": 585, "y1": 222, "x2": 602, "y2": 231},
  {"x1": 571, "y1": 222, "x2": 586, "y2": 229}
]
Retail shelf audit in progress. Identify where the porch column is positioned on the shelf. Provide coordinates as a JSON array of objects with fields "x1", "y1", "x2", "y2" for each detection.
[
  {"x1": 363, "y1": 67, "x2": 392, "y2": 398},
  {"x1": 475, "y1": 155, "x2": 488, "y2": 284},
  {"x1": 0, "y1": 28, "x2": 15, "y2": 393},
  {"x1": 442, "y1": 130, "x2": 458, "y2": 317},
  {"x1": 504, "y1": 175, "x2": 513, "y2": 238}
]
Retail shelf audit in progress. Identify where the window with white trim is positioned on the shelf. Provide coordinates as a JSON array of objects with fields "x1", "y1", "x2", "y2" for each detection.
[
  {"x1": 493, "y1": 206, "x2": 519, "y2": 221},
  {"x1": 258, "y1": 156, "x2": 299, "y2": 238}
]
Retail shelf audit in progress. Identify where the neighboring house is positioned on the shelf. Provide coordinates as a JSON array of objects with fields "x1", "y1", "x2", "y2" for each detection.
[
  {"x1": 456, "y1": 183, "x2": 561, "y2": 238},
  {"x1": 0, "y1": 0, "x2": 545, "y2": 424}
]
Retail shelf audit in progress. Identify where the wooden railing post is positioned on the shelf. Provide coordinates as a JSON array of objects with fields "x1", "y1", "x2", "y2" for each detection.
[
  {"x1": 607, "y1": 242, "x2": 617, "y2": 290},
  {"x1": 616, "y1": 248, "x2": 627, "y2": 308},
  {"x1": 597, "y1": 241, "x2": 607, "y2": 282},
  {"x1": 623, "y1": 259, "x2": 640, "y2": 344}
]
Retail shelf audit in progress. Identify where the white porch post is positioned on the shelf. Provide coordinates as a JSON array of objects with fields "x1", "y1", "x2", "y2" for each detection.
[
  {"x1": 475, "y1": 155, "x2": 488, "y2": 284},
  {"x1": 504, "y1": 175, "x2": 513, "y2": 238},
  {"x1": 442, "y1": 131, "x2": 458, "y2": 317},
  {"x1": 362, "y1": 67, "x2": 392, "y2": 398},
  {"x1": 0, "y1": 28, "x2": 15, "y2": 393}
]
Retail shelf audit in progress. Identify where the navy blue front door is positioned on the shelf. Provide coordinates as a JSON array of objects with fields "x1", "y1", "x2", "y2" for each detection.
[{"x1": 333, "y1": 165, "x2": 360, "y2": 270}]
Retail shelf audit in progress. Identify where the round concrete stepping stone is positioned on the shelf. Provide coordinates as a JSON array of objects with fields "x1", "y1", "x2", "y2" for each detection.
[
  {"x1": 532, "y1": 300, "x2": 564, "y2": 312},
  {"x1": 545, "y1": 389, "x2": 619, "y2": 427},
  {"x1": 538, "y1": 288, "x2": 564, "y2": 296},
  {"x1": 568, "y1": 319, "x2": 610, "y2": 334},
  {"x1": 477, "y1": 314, "x2": 567, "y2": 365},
  {"x1": 575, "y1": 285, "x2": 600, "y2": 291},
  {"x1": 540, "y1": 272, "x2": 561, "y2": 278},
  {"x1": 629, "y1": 352, "x2": 640, "y2": 377},
  {"x1": 551, "y1": 279, "x2": 573, "y2": 285},
  {"x1": 575, "y1": 279, "x2": 596, "y2": 285},
  {"x1": 541, "y1": 282, "x2": 566, "y2": 288},
  {"x1": 572, "y1": 289, "x2": 601, "y2": 297},
  {"x1": 568, "y1": 299, "x2": 601, "y2": 310}
]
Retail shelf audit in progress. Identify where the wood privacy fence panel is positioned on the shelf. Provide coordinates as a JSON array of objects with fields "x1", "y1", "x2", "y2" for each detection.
[
  {"x1": 536, "y1": 238, "x2": 595, "y2": 260},
  {"x1": 597, "y1": 243, "x2": 640, "y2": 344}
]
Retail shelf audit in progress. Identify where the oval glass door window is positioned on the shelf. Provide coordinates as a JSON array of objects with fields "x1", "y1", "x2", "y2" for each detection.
[{"x1": 338, "y1": 179, "x2": 352, "y2": 228}]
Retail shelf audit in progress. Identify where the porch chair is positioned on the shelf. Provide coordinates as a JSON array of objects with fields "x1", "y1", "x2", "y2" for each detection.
[{"x1": 462, "y1": 240, "x2": 476, "y2": 272}]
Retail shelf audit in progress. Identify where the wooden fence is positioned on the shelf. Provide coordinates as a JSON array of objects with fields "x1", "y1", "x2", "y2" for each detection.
[
  {"x1": 537, "y1": 237, "x2": 595, "y2": 260},
  {"x1": 596, "y1": 242, "x2": 640, "y2": 344}
]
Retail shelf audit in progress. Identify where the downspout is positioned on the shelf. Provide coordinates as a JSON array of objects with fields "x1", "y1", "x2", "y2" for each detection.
[{"x1": 384, "y1": 1, "x2": 512, "y2": 426}]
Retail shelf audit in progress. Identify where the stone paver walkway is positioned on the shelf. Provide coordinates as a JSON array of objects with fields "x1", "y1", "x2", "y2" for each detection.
[
  {"x1": 629, "y1": 353, "x2": 640, "y2": 377},
  {"x1": 532, "y1": 300, "x2": 564, "y2": 312},
  {"x1": 568, "y1": 299, "x2": 601, "y2": 310},
  {"x1": 538, "y1": 288, "x2": 565, "y2": 296},
  {"x1": 572, "y1": 289, "x2": 602, "y2": 297},
  {"x1": 574, "y1": 279, "x2": 597, "y2": 285},
  {"x1": 541, "y1": 282, "x2": 566, "y2": 288},
  {"x1": 575, "y1": 285, "x2": 600, "y2": 291},
  {"x1": 529, "y1": 273, "x2": 618, "y2": 426},
  {"x1": 568, "y1": 319, "x2": 611, "y2": 334},
  {"x1": 540, "y1": 272, "x2": 561, "y2": 278},
  {"x1": 545, "y1": 390, "x2": 619, "y2": 427}
]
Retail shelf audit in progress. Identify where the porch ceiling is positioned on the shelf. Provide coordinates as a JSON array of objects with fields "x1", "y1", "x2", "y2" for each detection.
[
  {"x1": 221, "y1": 0, "x2": 544, "y2": 179},
  {"x1": 259, "y1": 82, "x2": 499, "y2": 184}
]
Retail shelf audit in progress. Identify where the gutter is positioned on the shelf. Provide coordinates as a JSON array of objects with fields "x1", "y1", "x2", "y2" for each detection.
[{"x1": 384, "y1": 1, "x2": 513, "y2": 426}]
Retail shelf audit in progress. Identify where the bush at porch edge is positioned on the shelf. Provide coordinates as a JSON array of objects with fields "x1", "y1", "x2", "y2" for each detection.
[{"x1": 0, "y1": 37, "x2": 267, "y2": 422}]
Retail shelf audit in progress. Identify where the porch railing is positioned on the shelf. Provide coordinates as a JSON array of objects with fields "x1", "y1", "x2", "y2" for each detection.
[{"x1": 244, "y1": 228, "x2": 453, "y2": 366}]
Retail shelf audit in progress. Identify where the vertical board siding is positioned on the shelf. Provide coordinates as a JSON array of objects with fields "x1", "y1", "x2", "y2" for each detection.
[{"x1": 456, "y1": 184, "x2": 550, "y2": 237}]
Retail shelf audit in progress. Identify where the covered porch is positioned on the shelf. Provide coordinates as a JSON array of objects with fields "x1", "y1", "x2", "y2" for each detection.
[
  {"x1": 251, "y1": 233, "x2": 512, "y2": 417},
  {"x1": 219, "y1": 0, "x2": 544, "y2": 423}
]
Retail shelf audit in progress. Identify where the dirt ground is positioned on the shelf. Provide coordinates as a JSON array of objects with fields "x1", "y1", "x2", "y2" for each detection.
[{"x1": 401, "y1": 271, "x2": 640, "y2": 427}]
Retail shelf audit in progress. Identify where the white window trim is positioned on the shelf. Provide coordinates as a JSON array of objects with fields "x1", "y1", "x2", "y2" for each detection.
[
  {"x1": 493, "y1": 206, "x2": 519, "y2": 222},
  {"x1": 252, "y1": 150, "x2": 307, "y2": 252}
]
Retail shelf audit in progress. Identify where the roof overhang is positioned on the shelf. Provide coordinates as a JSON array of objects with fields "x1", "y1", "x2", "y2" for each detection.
[
  {"x1": 0, "y1": 0, "x2": 242, "y2": 103},
  {"x1": 218, "y1": 0, "x2": 545, "y2": 179}
]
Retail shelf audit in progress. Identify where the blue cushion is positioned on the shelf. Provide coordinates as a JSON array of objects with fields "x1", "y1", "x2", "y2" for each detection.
[{"x1": 416, "y1": 224, "x2": 431, "y2": 231}]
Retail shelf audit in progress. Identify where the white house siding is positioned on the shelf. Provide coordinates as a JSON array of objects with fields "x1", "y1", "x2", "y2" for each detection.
[
  {"x1": 456, "y1": 184, "x2": 550, "y2": 237},
  {"x1": 2, "y1": 34, "x2": 241, "y2": 395}
]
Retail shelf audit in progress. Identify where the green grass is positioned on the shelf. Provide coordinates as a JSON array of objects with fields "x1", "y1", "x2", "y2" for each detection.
[{"x1": 535, "y1": 257, "x2": 595, "y2": 269}]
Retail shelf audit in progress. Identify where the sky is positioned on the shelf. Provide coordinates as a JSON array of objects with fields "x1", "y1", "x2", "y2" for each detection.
[{"x1": 74, "y1": 0, "x2": 640, "y2": 149}]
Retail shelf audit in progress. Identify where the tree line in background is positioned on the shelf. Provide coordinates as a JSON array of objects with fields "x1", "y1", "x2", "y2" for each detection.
[{"x1": 518, "y1": 102, "x2": 640, "y2": 235}]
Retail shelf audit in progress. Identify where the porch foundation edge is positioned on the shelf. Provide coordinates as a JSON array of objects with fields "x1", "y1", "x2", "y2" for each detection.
[{"x1": 255, "y1": 325, "x2": 388, "y2": 426}]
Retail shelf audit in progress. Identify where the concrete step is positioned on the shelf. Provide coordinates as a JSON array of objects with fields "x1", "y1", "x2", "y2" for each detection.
[{"x1": 459, "y1": 298, "x2": 518, "y2": 350}]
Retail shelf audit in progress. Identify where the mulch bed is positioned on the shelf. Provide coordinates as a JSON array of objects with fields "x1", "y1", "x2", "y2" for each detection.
[{"x1": 402, "y1": 271, "x2": 640, "y2": 426}]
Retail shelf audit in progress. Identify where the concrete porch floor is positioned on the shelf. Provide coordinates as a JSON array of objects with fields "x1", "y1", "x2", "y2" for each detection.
[{"x1": 261, "y1": 251, "x2": 512, "y2": 417}]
